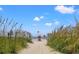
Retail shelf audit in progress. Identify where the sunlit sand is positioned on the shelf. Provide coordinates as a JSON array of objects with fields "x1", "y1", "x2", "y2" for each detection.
[{"x1": 18, "y1": 39, "x2": 61, "y2": 54}]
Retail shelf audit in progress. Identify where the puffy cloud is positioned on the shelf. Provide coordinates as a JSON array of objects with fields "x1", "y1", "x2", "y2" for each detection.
[
  {"x1": 33, "y1": 16, "x2": 44, "y2": 21},
  {"x1": 45, "y1": 22, "x2": 52, "y2": 26},
  {"x1": 40, "y1": 16, "x2": 44, "y2": 19},
  {"x1": 55, "y1": 5, "x2": 75, "y2": 14},
  {"x1": 33, "y1": 17, "x2": 40, "y2": 21}
]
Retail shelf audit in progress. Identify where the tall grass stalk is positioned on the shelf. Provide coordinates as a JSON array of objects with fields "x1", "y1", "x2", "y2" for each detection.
[
  {"x1": 47, "y1": 16, "x2": 79, "y2": 54},
  {"x1": 0, "y1": 16, "x2": 32, "y2": 54}
]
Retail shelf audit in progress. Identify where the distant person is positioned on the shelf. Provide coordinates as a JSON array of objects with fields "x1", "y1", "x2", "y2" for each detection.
[{"x1": 38, "y1": 35, "x2": 41, "y2": 41}]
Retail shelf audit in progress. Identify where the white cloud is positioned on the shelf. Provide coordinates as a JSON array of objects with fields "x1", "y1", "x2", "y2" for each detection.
[
  {"x1": 40, "y1": 16, "x2": 44, "y2": 19},
  {"x1": 45, "y1": 20, "x2": 60, "y2": 27},
  {"x1": 33, "y1": 16, "x2": 44, "y2": 21},
  {"x1": 0, "y1": 7, "x2": 3, "y2": 11},
  {"x1": 45, "y1": 23, "x2": 52, "y2": 27},
  {"x1": 33, "y1": 17, "x2": 40, "y2": 21},
  {"x1": 55, "y1": 5, "x2": 76, "y2": 14}
]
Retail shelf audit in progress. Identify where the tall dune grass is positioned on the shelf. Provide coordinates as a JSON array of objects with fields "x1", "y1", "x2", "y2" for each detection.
[
  {"x1": 0, "y1": 16, "x2": 32, "y2": 54},
  {"x1": 47, "y1": 17, "x2": 79, "y2": 54}
]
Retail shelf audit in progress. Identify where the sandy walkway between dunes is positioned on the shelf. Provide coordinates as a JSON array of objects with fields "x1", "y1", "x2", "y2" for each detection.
[{"x1": 18, "y1": 39, "x2": 61, "y2": 54}]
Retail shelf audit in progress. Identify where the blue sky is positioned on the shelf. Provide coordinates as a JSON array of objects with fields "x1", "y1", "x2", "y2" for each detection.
[{"x1": 0, "y1": 5, "x2": 79, "y2": 36}]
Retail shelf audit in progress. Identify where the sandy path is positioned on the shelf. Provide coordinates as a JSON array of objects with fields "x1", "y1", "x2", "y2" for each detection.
[{"x1": 18, "y1": 39, "x2": 61, "y2": 54}]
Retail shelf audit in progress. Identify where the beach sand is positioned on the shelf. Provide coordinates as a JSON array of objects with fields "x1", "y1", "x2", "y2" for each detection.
[{"x1": 18, "y1": 39, "x2": 61, "y2": 54}]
